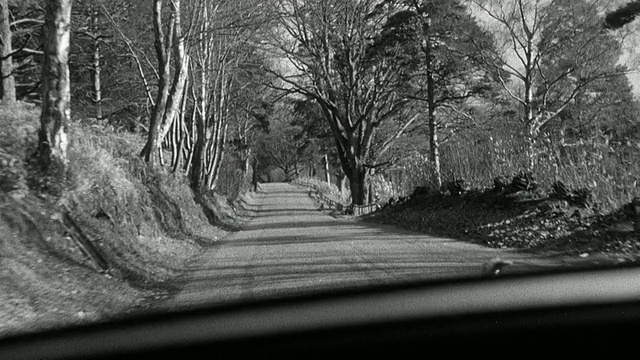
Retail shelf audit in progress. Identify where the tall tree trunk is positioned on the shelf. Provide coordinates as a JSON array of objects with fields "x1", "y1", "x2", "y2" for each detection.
[
  {"x1": 323, "y1": 153, "x2": 330, "y2": 184},
  {"x1": 91, "y1": 9, "x2": 102, "y2": 119},
  {"x1": 211, "y1": 142, "x2": 225, "y2": 188},
  {"x1": 524, "y1": 36, "x2": 536, "y2": 171},
  {"x1": 39, "y1": 0, "x2": 73, "y2": 176},
  {"x1": 424, "y1": 16, "x2": 441, "y2": 189},
  {"x1": 171, "y1": 78, "x2": 188, "y2": 172},
  {"x1": 207, "y1": 73, "x2": 226, "y2": 189},
  {"x1": 244, "y1": 148, "x2": 252, "y2": 174},
  {"x1": 182, "y1": 95, "x2": 194, "y2": 172},
  {"x1": 348, "y1": 165, "x2": 366, "y2": 205},
  {"x1": 526, "y1": 125, "x2": 537, "y2": 171},
  {"x1": 251, "y1": 156, "x2": 259, "y2": 191},
  {"x1": 92, "y1": 41, "x2": 102, "y2": 119},
  {"x1": 189, "y1": 59, "x2": 210, "y2": 190},
  {"x1": 190, "y1": 111, "x2": 205, "y2": 190},
  {"x1": 344, "y1": 159, "x2": 368, "y2": 206},
  {"x1": 428, "y1": 112, "x2": 441, "y2": 188},
  {"x1": 0, "y1": 0, "x2": 15, "y2": 103},
  {"x1": 326, "y1": 115, "x2": 369, "y2": 206},
  {"x1": 158, "y1": 146, "x2": 165, "y2": 166},
  {"x1": 141, "y1": 0, "x2": 173, "y2": 165},
  {"x1": 189, "y1": 54, "x2": 207, "y2": 189},
  {"x1": 333, "y1": 138, "x2": 368, "y2": 205},
  {"x1": 158, "y1": 0, "x2": 188, "y2": 144},
  {"x1": 341, "y1": 174, "x2": 348, "y2": 194},
  {"x1": 169, "y1": 111, "x2": 180, "y2": 170},
  {"x1": 208, "y1": 122, "x2": 227, "y2": 189}
]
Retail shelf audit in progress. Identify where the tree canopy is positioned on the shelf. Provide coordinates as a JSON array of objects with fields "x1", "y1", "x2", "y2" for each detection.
[{"x1": 1, "y1": 0, "x2": 637, "y2": 206}]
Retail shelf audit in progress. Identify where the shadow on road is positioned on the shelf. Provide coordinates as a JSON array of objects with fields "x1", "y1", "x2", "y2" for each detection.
[
  {"x1": 214, "y1": 233, "x2": 358, "y2": 246},
  {"x1": 213, "y1": 226, "x2": 487, "y2": 248},
  {"x1": 155, "y1": 183, "x2": 578, "y2": 310},
  {"x1": 248, "y1": 208, "x2": 320, "y2": 214},
  {"x1": 241, "y1": 220, "x2": 349, "y2": 231}
]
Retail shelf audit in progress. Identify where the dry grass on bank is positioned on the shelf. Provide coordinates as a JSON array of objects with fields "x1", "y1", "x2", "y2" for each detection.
[
  {"x1": 0, "y1": 102, "x2": 242, "y2": 337},
  {"x1": 368, "y1": 130, "x2": 639, "y2": 258}
]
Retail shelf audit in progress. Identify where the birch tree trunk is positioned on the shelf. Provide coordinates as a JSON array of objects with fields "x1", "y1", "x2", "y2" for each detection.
[
  {"x1": 141, "y1": 0, "x2": 174, "y2": 165},
  {"x1": 90, "y1": 8, "x2": 102, "y2": 119},
  {"x1": 190, "y1": 109, "x2": 205, "y2": 189},
  {"x1": 323, "y1": 153, "x2": 330, "y2": 184},
  {"x1": 92, "y1": 40, "x2": 102, "y2": 119},
  {"x1": 39, "y1": 0, "x2": 73, "y2": 176},
  {"x1": 158, "y1": 0, "x2": 188, "y2": 143},
  {"x1": 209, "y1": 122, "x2": 227, "y2": 189},
  {"x1": 170, "y1": 77, "x2": 188, "y2": 173},
  {"x1": 0, "y1": 0, "x2": 15, "y2": 103},
  {"x1": 423, "y1": 16, "x2": 441, "y2": 189}
]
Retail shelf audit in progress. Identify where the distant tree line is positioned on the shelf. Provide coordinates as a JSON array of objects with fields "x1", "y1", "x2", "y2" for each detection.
[{"x1": 0, "y1": 0, "x2": 637, "y2": 207}]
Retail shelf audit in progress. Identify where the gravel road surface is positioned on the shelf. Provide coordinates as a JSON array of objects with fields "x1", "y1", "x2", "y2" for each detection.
[{"x1": 164, "y1": 183, "x2": 571, "y2": 308}]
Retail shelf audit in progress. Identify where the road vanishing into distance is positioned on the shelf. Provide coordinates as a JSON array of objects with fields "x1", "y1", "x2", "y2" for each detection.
[{"x1": 163, "y1": 183, "x2": 572, "y2": 308}]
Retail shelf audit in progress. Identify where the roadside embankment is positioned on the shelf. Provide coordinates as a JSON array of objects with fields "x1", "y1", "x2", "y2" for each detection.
[
  {"x1": 0, "y1": 102, "x2": 249, "y2": 336},
  {"x1": 369, "y1": 175, "x2": 640, "y2": 261}
]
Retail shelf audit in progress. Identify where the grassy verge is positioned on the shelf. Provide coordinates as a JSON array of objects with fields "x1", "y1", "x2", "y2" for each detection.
[{"x1": 0, "y1": 102, "x2": 238, "y2": 336}]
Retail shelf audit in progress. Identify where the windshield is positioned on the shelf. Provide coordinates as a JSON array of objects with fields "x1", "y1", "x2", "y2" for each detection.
[{"x1": 0, "y1": 0, "x2": 639, "y2": 339}]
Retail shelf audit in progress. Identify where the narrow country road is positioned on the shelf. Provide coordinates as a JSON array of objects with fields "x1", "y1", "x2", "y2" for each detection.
[{"x1": 163, "y1": 183, "x2": 566, "y2": 308}]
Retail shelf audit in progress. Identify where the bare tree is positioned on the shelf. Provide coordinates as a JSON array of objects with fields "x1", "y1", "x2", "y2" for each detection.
[
  {"x1": 140, "y1": 0, "x2": 265, "y2": 189},
  {"x1": 267, "y1": 0, "x2": 414, "y2": 204},
  {"x1": 140, "y1": 0, "x2": 178, "y2": 165},
  {"x1": 157, "y1": 0, "x2": 189, "y2": 145},
  {"x1": 3, "y1": 1, "x2": 45, "y2": 102},
  {"x1": 0, "y1": 0, "x2": 44, "y2": 102},
  {"x1": 256, "y1": 125, "x2": 305, "y2": 181},
  {"x1": 179, "y1": 0, "x2": 270, "y2": 191},
  {"x1": 87, "y1": 0, "x2": 167, "y2": 135},
  {"x1": 72, "y1": 0, "x2": 131, "y2": 119},
  {"x1": 470, "y1": 0, "x2": 630, "y2": 168}
]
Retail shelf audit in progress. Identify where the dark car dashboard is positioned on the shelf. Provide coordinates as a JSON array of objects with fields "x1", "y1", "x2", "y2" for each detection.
[{"x1": 2, "y1": 266, "x2": 640, "y2": 359}]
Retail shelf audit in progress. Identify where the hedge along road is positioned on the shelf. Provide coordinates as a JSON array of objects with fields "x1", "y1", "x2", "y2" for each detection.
[{"x1": 162, "y1": 183, "x2": 574, "y2": 308}]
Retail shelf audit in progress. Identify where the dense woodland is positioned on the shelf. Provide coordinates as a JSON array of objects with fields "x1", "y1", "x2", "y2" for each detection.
[{"x1": 2, "y1": 0, "x2": 640, "y2": 209}]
